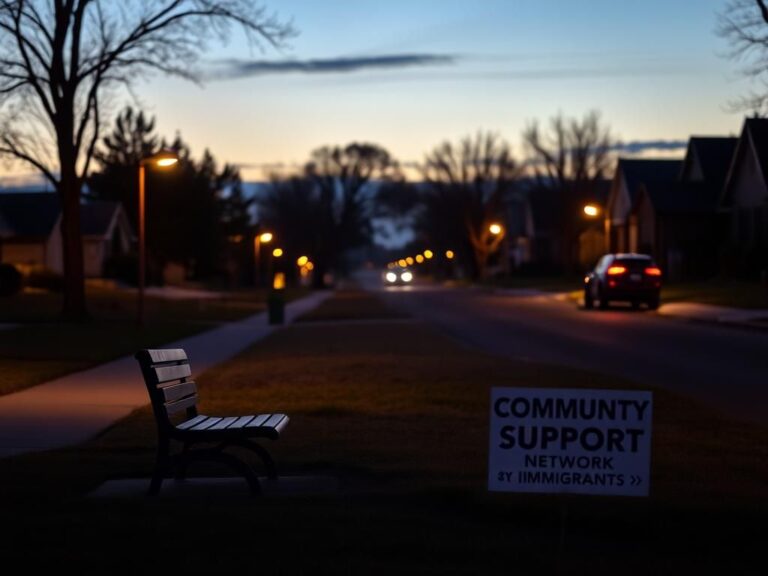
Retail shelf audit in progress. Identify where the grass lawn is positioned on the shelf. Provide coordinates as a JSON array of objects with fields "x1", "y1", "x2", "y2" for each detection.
[
  {"x1": 0, "y1": 290, "x2": 765, "y2": 574},
  {"x1": 661, "y1": 279, "x2": 768, "y2": 309},
  {"x1": 0, "y1": 284, "x2": 306, "y2": 396}
]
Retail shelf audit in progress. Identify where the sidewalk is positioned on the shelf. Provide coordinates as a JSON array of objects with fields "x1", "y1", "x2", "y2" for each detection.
[
  {"x1": 657, "y1": 302, "x2": 768, "y2": 331},
  {"x1": 0, "y1": 291, "x2": 331, "y2": 458},
  {"x1": 542, "y1": 289, "x2": 768, "y2": 331}
]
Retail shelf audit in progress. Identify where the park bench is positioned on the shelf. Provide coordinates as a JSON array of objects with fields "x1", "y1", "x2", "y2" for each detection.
[{"x1": 135, "y1": 348, "x2": 289, "y2": 495}]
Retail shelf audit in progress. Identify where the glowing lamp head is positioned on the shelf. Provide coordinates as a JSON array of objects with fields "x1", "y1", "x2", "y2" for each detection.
[
  {"x1": 445, "y1": 250, "x2": 455, "y2": 260},
  {"x1": 398, "y1": 259, "x2": 407, "y2": 268},
  {"x1": 583, "y1": 204, "x2": 600, "y2": 217},
  {"x1": 272, "y1": 248, "x2": 283, "y2": 258},
  {"x1": 297, "y1": 255, "x2": 309, "y2": 267},
  {"x1": 424, "y1": 250, "x2": 434, "y2": 259},
  {"x1": 259, "y1": 232, "x2": 273, "y2": 243},
  {"x1": 489, "y1": 223, "x2": 503, "y2": 236},
  {"x1": 415, "y1": 255, "x2": 425, "y2": 264},
  {"x1": 406, "y1": 257, "x2": 414, "y2": 266}
]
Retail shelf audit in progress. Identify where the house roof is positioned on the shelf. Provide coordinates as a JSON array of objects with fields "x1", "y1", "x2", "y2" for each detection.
[
  {"x1": 617, "y1": 158, "x2": 684, "y2": 202},
  {"x1": 640, "y1": 181, "x2": 720, "y2": 215},
  {"x1": 683, "y1": 137, "x2": 738, "y2": 189},
  {"x1": 0, "y1": 192, "x2": 124, "y2": 240},
  {"x1": 722, "y1": 117, "x2": 768, "y2": 206}
]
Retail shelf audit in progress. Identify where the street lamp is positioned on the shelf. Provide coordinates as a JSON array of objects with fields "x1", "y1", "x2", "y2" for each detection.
[
  {"x1": 253, "y1": 231, "x2": 273, "y2": 287},
  {"x1": 137, "y1": 150, "x2": 178, "y2": 326},
  {"x1": 583, "y1": 204, "x2": 600, "y2": 218},
  {"x1": 489, "y1": 222, "x2": 504, "y2": 236},
  {"x1": 487, "y1": 222, "x2": 508, "y2": 278}
]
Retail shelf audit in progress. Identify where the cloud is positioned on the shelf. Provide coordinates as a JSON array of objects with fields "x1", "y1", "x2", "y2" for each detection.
[
  {"x1": 610, "y1": 140, "x2": 688, "y2": 154},
  {"x1": 209, "y1": 54, "x2": 457, "y2": 79}
]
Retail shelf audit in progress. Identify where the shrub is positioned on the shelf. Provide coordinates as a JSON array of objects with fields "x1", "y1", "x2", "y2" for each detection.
[
  {"x1": 103, "y1": 253, "x2": 138, "y2": 285},
  {"x1": 26, "y1": 268, "x2": 65, "y2": 292},
  {"x1": 0, "y1": 263, "x2": 23, "y2": 297}
]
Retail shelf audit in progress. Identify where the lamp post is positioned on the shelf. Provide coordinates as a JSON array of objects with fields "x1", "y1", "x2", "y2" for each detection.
[
  {"x1": 488, "y1": 221, "x2": 508, "y2": 278},
  {"x1": 137, "y1": 150, "x2": 178, "y2": 326},
  {"x1": 253, "y1": 231, "x2": 273, "y2": 287}
]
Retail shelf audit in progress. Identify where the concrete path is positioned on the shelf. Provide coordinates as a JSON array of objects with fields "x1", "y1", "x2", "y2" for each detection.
[{"x1": 0, "y1": 291, "x2": 332, "y2": 459}]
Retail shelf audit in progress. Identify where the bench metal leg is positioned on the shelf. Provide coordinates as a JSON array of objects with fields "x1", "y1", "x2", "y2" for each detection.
[
  {"x1": 148, "y1": 437, "x2": 170, "y2": 496},
  {"x1": 180, "y1": 448, "x2": 262, "y2": 495},
  {"x1": 174, "y1": 443, "x2": 191, "y2": 480},
  {"x1": 235, "y1": 439, "x2": 278, "y2": 479}
]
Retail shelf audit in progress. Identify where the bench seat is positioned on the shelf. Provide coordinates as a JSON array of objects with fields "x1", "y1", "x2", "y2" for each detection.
[{"x1": 177, "y1": 413, "x2": 289, "y2": 438}]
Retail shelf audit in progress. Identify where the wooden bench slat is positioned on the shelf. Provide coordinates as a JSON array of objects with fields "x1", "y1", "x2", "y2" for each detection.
[
  {"x1": 165, "y1": 394, "x2": 197, "y2": 415},
  {"x1": 208, "y1": 416, "x2": 239, "y2": 430},
  {"x1": 154, "y1": 363, "x2": 192, "y2": 384},
  {"x1": 260, "y1": 414, "x2": 285, "y2": 430},
  {"x1": 146, "y1": 349, "x2": 188, "y2": 363},
  {"x1": 162, "y1": 381, "x2": 197, "y2": 403},
  {"x1": 245, "y1": 414, "x2": 271, "y2": 428},
  {"x1": 273, "y1": 415, "x2": 289, "y2": 435},
  {"x1": 226, "y1": 416, "x2": 256, "y2": 429},
  {"x1": 190, "y1": 416, "x2": 223, "y2": 431},
  {"x1": 176, "y1": 415, "x2": 209, "y2": 430}
]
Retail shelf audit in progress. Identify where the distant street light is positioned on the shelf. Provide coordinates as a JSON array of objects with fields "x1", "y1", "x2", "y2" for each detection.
[
  {"x1": 137, "y1": 150, "x2": 178, "y2": 326},
  {"x1": 424, "y1": 249, "x2": 434, "y2": 259},
  {"x1": 489, "y1": 222, "x2": 504, "y2": 236},
  {"x1": 253, "y1": 231, "x2": 273, "y2": 287},
  {"x1": 445, "y1": 250, "x2": 455, "y2": 260},
  {"x1": 297, "y1": 255, "x2": 309, "y2": 267},
  {"x1": 415, "y1": 254, "x2": 425, "y2": 264},
  {"x1": 583, "y1": 204, "x2": 600, "y2": 217},
  {"x1": 272, "y1": 247, "x2": 283, "y2": 258}
]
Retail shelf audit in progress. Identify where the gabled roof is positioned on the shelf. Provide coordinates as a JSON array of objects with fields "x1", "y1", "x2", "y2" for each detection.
[
  {"x1": 0, "y1": 192, "x2": 61, "y2": 239},
  {"x1": 0, "y1": 192, "x2": 125, "y2": 240},
  {"x1": 722, "y1": 117, "x2": 768, "y2": 206},
  {"x1": 681, "y1": 137, "x2": 738, "y2": 189},
  {"x1": 616, "y1": 159, "x2": 684, "y2": 202},
  {"x1": 639, "y1": 181, "x2": 720, "y2": 215}
]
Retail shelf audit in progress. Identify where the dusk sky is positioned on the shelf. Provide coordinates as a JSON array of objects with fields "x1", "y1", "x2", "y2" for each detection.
[{"x1": 0, "y1": 0, "x2": 750, "y2": 184}]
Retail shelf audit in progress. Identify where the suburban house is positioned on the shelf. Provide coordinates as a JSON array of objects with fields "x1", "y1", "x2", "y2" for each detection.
[
  {"x1": 605, "y1": 159, "x2": 683, "y2": 254},
  {"x1": 0, "y1": 192, "x2": 133, "y2": 277},
  {"x1": 720, "y1": 118, "x2": 768, "y2": 277},
  {"x1": 627, "y1": 137, "x2": 738, "y2": 280}
]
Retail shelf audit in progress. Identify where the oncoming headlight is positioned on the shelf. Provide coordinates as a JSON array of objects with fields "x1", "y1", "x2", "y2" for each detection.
[
  {"x1": 400, "y1": 271, "x2": 413, "y2": 283},
  {"x1": 385, "y1": 272, "x2": 398, "y2": 283}
]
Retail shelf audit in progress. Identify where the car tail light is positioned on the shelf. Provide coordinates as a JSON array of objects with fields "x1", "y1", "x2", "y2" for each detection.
[
  {"x1": 607, "y1": 266, "x2": 626, "y2": 275},
  {"x1": 644, "y1": 267, "x2": 662, "y2": 276}
]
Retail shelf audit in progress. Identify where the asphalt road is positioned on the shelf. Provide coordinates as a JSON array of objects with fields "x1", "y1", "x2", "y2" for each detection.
[{"x1": 364, "y1": 277, "x2": 767, "y2": 423}]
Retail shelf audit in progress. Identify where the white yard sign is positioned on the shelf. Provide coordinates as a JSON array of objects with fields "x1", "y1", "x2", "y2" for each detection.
[{"x1": 488, "y1": 388, "x2": 652, "y2": 497}]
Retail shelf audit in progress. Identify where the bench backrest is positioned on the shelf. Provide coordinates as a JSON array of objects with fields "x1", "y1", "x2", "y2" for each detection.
[{"x1": 135, "y1": 349, "x2": 199, "y2": 432}]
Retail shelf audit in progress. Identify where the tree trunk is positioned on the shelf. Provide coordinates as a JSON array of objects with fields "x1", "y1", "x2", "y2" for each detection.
[{"x1": 58, "y1": 160, "x2": 88, "y2": 320}]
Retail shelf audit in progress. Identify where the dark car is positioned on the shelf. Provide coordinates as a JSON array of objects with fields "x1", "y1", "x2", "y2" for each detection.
[{"x1": 584, "y1": 253, "x2": 662, "y2": 310}]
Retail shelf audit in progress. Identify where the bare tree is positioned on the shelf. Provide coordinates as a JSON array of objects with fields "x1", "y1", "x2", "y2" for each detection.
[
  {"x1": 305, "y1": 143, "x2": 393, "y2": 286},
  {"x1": 0, "y1": 1, "x2": 292, "y2": 319},
  {"x1": 419, "y1": 131, "x2": 519, "y2": 279},
  {"x1": 719, "y1": 0, "x2": 768, "y2": 113},
  {"x1": 522, "y1": 110, "x2": 613, "y2": 272}
]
